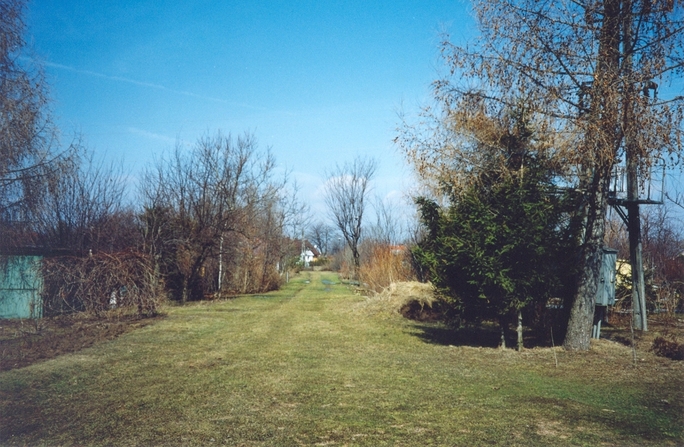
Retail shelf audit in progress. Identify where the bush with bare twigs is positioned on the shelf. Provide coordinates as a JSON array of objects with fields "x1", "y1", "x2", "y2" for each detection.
[{"x1": 42, "y1": 251, "x2": 162, "y2": 318}]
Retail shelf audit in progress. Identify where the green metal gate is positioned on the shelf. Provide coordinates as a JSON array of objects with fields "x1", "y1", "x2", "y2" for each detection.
[
  {"x1": 592, "y1": 248, "x2": 618, "y2": 339},
  {"x1": 0, "y1": 255, "x2": 43, "y2": 319}
]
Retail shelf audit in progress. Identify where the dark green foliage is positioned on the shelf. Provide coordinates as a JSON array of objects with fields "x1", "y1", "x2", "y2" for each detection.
[{"x1": 414, "y1": 156, "x2": 576, "y2": 329}]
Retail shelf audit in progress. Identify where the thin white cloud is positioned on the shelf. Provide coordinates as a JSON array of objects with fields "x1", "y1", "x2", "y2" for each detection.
[
  {"x1": 40, "y1": 60, "x2": 264, "y2": 110},
  {"x1": 43, "y1": 60, "x2": 168, "y2": 90},
  {"x1": 127, "y1": 127, "x2": 178, "y2": 145}
]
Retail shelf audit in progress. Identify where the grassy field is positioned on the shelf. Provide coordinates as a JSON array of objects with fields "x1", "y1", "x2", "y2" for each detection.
[{"x1": 1, "y1": 271, "x2": 683, "y2": 446}]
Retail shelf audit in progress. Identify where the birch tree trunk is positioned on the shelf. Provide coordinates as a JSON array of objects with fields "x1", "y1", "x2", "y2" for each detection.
[{"x1": 517, "y1": 310, "x2": 523, "y2": 352}]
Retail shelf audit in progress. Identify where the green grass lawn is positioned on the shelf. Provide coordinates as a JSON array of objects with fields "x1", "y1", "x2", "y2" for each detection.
[{"x1": 1, "y1": 271, "x2": 682, "y2": 446}]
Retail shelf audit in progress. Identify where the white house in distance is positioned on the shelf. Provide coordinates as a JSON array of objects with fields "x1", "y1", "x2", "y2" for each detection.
[{"x1": 299, "y1": 240, "x2": 321, "y2": 267}]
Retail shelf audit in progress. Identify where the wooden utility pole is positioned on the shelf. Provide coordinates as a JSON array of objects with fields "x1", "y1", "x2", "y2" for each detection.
[
  {"x1": 626, "y1": 202, "x2": 648, "y2": 330},
  {"x1": 622, "y1": 0, "x2": 648, "y2": 331}
]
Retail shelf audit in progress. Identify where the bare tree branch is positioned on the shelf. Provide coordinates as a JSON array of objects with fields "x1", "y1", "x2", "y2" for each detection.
[{"x1": 324, "y1": 157, "x2": 377, "y2": 278}]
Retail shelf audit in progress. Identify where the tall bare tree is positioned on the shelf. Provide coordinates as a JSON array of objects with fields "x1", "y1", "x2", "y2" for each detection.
[
  {"x1": 324, "y1": 157, "x2": 377, "y2": 278},
  {"x1": 0, "y1": 0, "x2": 71, "y2": 234},
  {"x1": 398, "y1": 0, "x2": 684, "y2": 350}
]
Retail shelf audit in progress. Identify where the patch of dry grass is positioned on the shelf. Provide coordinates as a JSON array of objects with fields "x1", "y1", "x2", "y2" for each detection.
[{"x1": 356, "y1": 281, "x2": 436, "y2": 316}]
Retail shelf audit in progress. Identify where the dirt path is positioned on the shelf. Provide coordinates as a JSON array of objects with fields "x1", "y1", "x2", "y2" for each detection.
[{"x1": 0, "y1": 314, "x2": 162, "y2": 371}]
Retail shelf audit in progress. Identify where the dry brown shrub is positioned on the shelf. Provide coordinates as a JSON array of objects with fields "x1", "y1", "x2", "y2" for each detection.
[
  {"x1": 42, "y1": 251, "x2": 162, "y2": 318},
  {"x1": 358, "y1": 244, "x2": 415, "y2": 293}
]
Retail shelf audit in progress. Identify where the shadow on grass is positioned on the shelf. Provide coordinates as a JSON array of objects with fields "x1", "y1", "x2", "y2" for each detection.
[
  {"x1": 410, "y1": 321, "x2": 557, "y2": 349},
  {"x1": 411, "y1": 323, "x2": 503, "y2": 348}
]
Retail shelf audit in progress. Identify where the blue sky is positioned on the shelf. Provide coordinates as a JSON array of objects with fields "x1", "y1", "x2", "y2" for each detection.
[{"x1": 24, "y1": 0, "x2": 476, "y2": 219}]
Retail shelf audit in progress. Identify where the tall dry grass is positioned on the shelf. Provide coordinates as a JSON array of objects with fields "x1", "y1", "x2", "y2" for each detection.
[{"x1": 358, "y1": 243, "x2": 415, "y2": 293}]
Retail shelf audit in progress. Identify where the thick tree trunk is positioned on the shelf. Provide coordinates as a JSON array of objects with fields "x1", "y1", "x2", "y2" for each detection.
[
  {"x1": 352, "y1": 249, "x2": 360, "y2": 279},
  {"x1": 564, "y1": 0, "x2": 621, "y2": 351},
  {"x1": 564, "y1": 173, "x2": 610, "y2": 351},
  {"x1": 563, "y1": 244, "x2": 602, "y2": 350}
]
